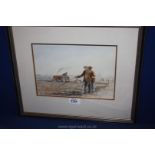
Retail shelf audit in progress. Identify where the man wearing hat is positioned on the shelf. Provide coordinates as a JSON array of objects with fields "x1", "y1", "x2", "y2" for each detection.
[
  {"x1": 88, "y1": 66, "x2": 96, "y2": 93},
  {"x1": 75, "y1": 66, "x2": 90, "y2": 93},
  {"x1": 76, "y1": 66, "x2": 95, "y2": 93}
]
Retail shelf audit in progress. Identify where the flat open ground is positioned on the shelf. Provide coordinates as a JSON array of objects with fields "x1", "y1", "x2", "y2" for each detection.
[{"x1": 36, "y1": 80, "x2": 114, "y2": 99}]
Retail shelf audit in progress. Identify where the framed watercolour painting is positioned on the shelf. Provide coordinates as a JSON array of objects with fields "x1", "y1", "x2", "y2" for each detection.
[{"x1": 9, "y1": 27, "x2": 143, "y2": 122}]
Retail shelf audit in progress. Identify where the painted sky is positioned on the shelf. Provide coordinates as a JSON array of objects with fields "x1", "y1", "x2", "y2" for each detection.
[{"x1": 32, "y1": 44, "x2": 116, "y2": 80}]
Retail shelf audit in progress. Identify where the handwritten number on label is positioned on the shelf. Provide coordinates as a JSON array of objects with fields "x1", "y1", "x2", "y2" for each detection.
[{"x1": 69, "y1": 98, "x2": 80, "y2": 104}]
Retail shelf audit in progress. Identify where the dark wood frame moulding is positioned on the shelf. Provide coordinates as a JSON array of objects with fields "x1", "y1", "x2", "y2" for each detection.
[{"x1": 8, "y1": 26, "x2": 144, "y2": 123}]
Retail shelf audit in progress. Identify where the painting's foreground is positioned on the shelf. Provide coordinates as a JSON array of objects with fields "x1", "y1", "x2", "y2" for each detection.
[{"x1": 36, "y1": 79, "x2": 114, "y2": 99}]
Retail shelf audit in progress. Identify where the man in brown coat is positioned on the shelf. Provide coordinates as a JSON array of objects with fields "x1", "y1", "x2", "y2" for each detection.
[
  {"x1": 76, "y1": 66, "x2": 95, "y2": 93},
  {"x1": 88, "y1": 66, "x2": 95, "y2": 92}
]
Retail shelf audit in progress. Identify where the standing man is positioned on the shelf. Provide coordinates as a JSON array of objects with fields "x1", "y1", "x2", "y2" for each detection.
[
  {"x1": 88, "y1": 66, "x2": 95, "y2": 93},
  {"x1": 76, "y1": 66, "x2": 95, "y2": 93},
  {"x1": 75, "y1": 66, "x2": 91, "y2": 93}
]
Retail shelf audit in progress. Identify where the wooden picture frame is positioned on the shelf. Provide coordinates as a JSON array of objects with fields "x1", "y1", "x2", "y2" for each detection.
[{"x1": 8, "y1": 26, "x2": 144, "y2": 123}]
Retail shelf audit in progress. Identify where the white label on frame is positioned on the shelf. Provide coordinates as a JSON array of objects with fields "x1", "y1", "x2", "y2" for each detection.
[{"x1": 69, "y1": 98, "x2": 81, "y2": 105}]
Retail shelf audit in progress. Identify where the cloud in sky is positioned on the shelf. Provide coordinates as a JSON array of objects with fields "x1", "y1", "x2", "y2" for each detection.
[{"x1": 33, "y1": 44, "x2": 116, "y2": 80}]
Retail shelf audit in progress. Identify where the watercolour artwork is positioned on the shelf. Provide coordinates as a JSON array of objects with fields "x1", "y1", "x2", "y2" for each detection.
[{"x1": 32, "y1": 44, "x2": 117, "y2": 100}]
